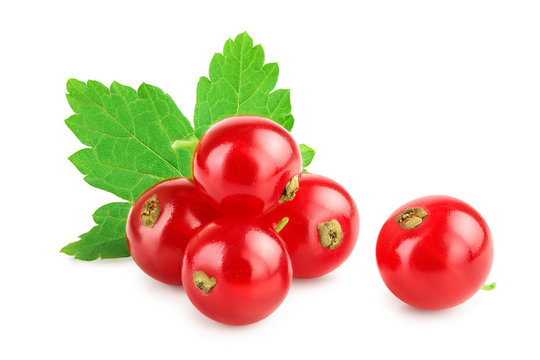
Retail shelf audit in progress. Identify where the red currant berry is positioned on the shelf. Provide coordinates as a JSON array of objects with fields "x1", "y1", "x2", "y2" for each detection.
[
  {"x1": 182, "y1": 218, "x2": 292, "y2": 325},
  {"x1": 262, "y1": 173, "x2": 359, "y2": 278},
  {"x1": 376, "y1": 196, "x2": 494, "y2": 310},
  {"x1": 126, "y1": 178, "x2": 219, "y2": 285},
  {"x1": 192, "y1": 116, "x2": 302, "y2": 216}
]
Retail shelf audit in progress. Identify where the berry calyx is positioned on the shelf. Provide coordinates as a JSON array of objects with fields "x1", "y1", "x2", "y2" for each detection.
[
  {"x1": 280, "y1": 175, "x2": 299, "y2": 203},
  {"x1": 141, "y1": 195, "x2": 160, "y2": 228},
  {"x1": 193, "y1": 271, "x2": 216, "y2": 294},
  {"x1": 395, "y1": 207, "x2": 428, "y2": 229},
  {"x1": 317, "y1": 219, "x2": 343, "y2": 250}
]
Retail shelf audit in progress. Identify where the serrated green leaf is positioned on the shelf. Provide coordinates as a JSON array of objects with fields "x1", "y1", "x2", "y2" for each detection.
[
  {"x1": 61, "y1": 202, "x2": 132, "y2": 260},
  {"x1": 299, "y1": 143, "x2": 316, "y2": 169},
  {"x1": 194, "y1": 32, "x2": 294, "y2": 133},
  {"x1": 64, "y1": 33, "x2": 306, "y2": 262},
  {"x1": 66, "y1": 79, "x2": 194, "y2": 203}
]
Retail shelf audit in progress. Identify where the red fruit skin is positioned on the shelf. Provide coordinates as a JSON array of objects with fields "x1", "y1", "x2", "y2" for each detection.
[
  {"x1": 182, "y1": 218, "x2": 292, "y2": 325},
  {"x1": 376, "y1": 195, "x2": 494, "y2": 310},
  {"x1": 262, "y1": 174, "x2": 359, "y2": 278},
  {"x1": 126, "y1": 178, "x2": 219, "y2": 286},
  {"x1": 192, "y1": 116, "x2": 302, "y2": 216}
]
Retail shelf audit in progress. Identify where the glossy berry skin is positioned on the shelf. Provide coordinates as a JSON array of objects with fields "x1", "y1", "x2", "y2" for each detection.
[
  {"x1": 262, "y1": 174, "x2": 359, "y2": 278},
  {"x1": 181, "y1": 218, "x2": 292, "y2": 325},
  {"x1": 376, "y1": 195, "x2": 494, "y2": 310},
  {"x1": 192, "y1": 116, "x2": 302, "y2": 216},
  {"x1": 126, "y1": 178, "x2": 219, "y2": 286}
]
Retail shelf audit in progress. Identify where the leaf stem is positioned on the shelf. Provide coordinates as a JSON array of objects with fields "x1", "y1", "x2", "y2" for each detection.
[
  {"x1": 275, "y1": 217, "x2": 289, "y2": 233},
  {"x1": 481, "y1": 282, "x2": 496, "y2": 291},
  {"x1": 171, "y1": 137, "x2": 199, "y2": 151}
]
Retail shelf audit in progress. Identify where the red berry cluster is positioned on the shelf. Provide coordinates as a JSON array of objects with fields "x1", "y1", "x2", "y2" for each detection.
[{"x1": 126, "y1": 116, "x2": 359, "y2": 325}]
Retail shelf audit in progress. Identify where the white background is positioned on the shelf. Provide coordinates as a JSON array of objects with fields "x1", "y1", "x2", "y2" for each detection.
[{"x1": 1, "y1": 1, "x2": 539, "y2": 359}]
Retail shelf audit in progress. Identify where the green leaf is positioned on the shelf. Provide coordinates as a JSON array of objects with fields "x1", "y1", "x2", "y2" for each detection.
[
  {"x1": 66, "y1": 79, "x2": 194, "y2": 203},
  {"x1": 194, "y1": 32, "x2": 294, "y2": 134},
  {"x1": 61, "y1": 202, "x2": 131, "y2": 260},
  {"x1": 299, "y1": 143, "x2": 316, "y2": 170},
  {"x1": 65, "y1": 33, "x2": 306, "y2": 261}
]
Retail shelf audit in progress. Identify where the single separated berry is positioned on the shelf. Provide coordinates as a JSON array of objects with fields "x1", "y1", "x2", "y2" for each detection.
[{"x1": 376, "y1": 195, "x2": 494, "y2": 310}]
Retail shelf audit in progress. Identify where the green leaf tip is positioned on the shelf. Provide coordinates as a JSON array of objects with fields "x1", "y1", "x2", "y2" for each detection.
[
  {"x1": 60, "y1": 202, "x2": 132, "y2": 261},
  {"x1": 299, "y1": 144, "x2": 316, "y2": 169},
  {"x1": 194, "y1": 32, "x2": 294, "y2": 134},
  {"x1": 481, "y1": 282, "x2": 497, "y2": 291}
]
